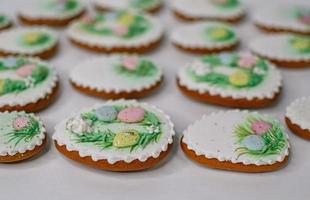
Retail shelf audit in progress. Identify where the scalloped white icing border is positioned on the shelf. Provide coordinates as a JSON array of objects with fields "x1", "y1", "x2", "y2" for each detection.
[
  {"x1": 0, "y1": 111, "x2": 46, "y2": 156},
  {"x1": 0, "y1": 56, "x2": 58, "y2": 107},
  {"x1": 171, "y1": 22, "x2": 239, "y2": 49},
  {"x1": 286, "y1": 96, "x2": 310, "y2": 131},
  {"x1": 93, "y1": 0, "x2": 162, "y2": 11},
  {"x1": 52, "y1": 99, "x2": 175, "y2": 164},
  {"x1": 249, "y1": 34, "x2": 310, "y2": 62},
  {"x1": 19, "y1": 0, "x2": 85, "y2": 20},
  {"x1": 177, "y1": 54, "x2": 282, "y2": 100},
  {"x1": 171, "y1": 0, "x2": 245, "y2": 20},
  {"x1": 0, "y1": 27, "x2": 58, "y2": 55},
  {"x1": 182, "y1": 110, "x2": 290, "y2": 166},
  {"x1": 69, "y1": 55, "x2": 163, "y2": 94},
  {"x1": 67, "y1": 11, "x2": 163, "y2": 49}
]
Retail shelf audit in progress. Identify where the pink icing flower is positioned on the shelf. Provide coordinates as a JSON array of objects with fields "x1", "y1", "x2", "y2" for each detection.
[
  {"x1": 16, "y1": 64, "x2": 36, "y2": 78},
  {"x1": 238, "y1": 56, "x2": 258, "y2": 68},
  {"x1": 299, "y1": 15, "x2": 310, "y2": 25},
  {"x1": 112, "y1": 25, "x2": 129, "y2": 37},
  {"x1": 13, "y1": 117, "x2": 29, "y2": 130},
  {"x1": 251, "y1": 121, "x2": 272, "y2": 136},
  {"x1": 122, "y1": 56, "x2": 139, "y2": 71},
  {"x1": 117, "y1": 107, "x2": 145, "y2": 123}
]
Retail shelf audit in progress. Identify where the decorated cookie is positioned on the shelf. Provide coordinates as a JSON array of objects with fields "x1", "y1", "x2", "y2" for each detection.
[
  {"x1": 0, "y1": 27, "x2": 58, "y2": 59},
  {"x1": 0, "y1": 14, "x2": 12, "y2": 31},
  {"x1": 70, "y1": 55, "x2": 163, "y2": 99},
  {"x1": 53, "y1": 100, "x2": 175, "y2": 171},
  {"x1": 181, "y1": 110, "x2": 290, "y2": 172},
  {"x1": 18, "y1": 0, "x2": 85, "y2": 26},
  {"x1": 177, "y1": 53, "x2": 281, "y2": 108},
  {"x1": 253, "y1": 4, "x2": 310, "y2": 35},
  {"x1": 171, "y1": 0, "x2": 245, "y2": 23},
  {"x1": 67, "y1": 10, "x2": 163, "y2": 54},
  {"x1": 171, "y1": 22, "x2": 239, "y2": 54},
  {"x1": 0, "y1": 111, "x2": 47, "y2": 163},
  {"x1": 250, "y1": 34, "x2": 310, "y2": 68},
  {"x1": 286, "y1": 97, "x2": 310, "y2": 140},
  {"x1": 0, "y1": 56, "x2": 58, "y2": 112},
  {"x1": 94, "y1": 0, "x2": 163, "y2": 13}
]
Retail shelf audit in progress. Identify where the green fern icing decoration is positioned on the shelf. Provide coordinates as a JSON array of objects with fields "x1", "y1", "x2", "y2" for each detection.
[
  {"x1": 289, "y1": 36, "x2": 310, "y2": 54},
  {"x1": 116, "y1": 59, "x2": 158, "y2": 77},
  {"x1": 234, "y1": 115, "x2": 288, "y2": 159},
  {"x1": 205, "y1": 26, "x2": 236, "y2": 42},
  {"x1": 130, "y1": 0, "x2": 161, "y2": 10},
  {"x1": 211, "y1": 0, "x2": 240, "y2": 9}
]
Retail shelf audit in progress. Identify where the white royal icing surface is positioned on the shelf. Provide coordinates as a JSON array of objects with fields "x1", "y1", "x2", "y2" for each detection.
[
  {"x1": 70, "y1": 55, "x2": 163, "y2": 94},
  {"x1": 171, "y1": 0, "x2": 244, "y2": 20},
  {"x1": 182, "y1": 110, "x2": 290, "y2": 166},
  {"x1": 177, "y1": 55, "x2": 282, "y2": 100},
  {"x1": 53, "y1": 99, "x2": 175, "y2": 164},
  {"x1": 0, "y1": 57, "x2": 58, "y2": 107},
  {"x1": 19, "y1": 0, "x2": 85, "y2": 20},
  {"x1": 0, "y1": 111, "x2": 46, "y2": 156},
  {"x1": 249, "y1": 34, "x2": 310, "y2": 62},
  {"x1": 171, "y1": 22, "x2": 239, "y2": 49},
  {"x1": 253, "y1": 3, "x2": 310, "y2": 34},
  {"x1": 0, "y1": 27, "x2": 58, "y2": 55},
  {"x1": 93, "y1": 0, "x2": 162, "y2": 11},
  {"x1": 286, "y1": 97, "x2": 310, "y2": 131},
  {"x1": 67, "y1": 12, "x2": 163, "y2": 49}
]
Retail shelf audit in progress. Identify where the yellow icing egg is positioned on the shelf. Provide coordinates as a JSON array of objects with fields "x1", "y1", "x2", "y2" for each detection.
[
  {"x1": 113, "y1": 130, "x2": 140, "y2": 148},
  {"x1": 229, "y1": 69, "x2": 250, "y2": 86},
  {"x1": 118, "y1": 14, "x2": 135, "y2": 26},
  {"x1": 292, "y1": 40, "x2": 310, "y2": 50},
  {"x1": 210, "y1": 28, "x2": 229, "y2": 40},
  {"x1": 0, "y1": 80, "x2": 4, "y2": 94},
  {"x1": 23, "y1": 32, "x2": 42, "y2": 44}
]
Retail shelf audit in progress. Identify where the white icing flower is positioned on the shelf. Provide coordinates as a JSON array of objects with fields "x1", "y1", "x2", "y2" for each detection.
[
  {"x1": 191, "y1": 61, "x2": 211, "y2": 76},
  {"x1": 24, "y1": 77, "x2": 35, "y2": 88},
  {"x1": 66, "y1": 117, "x2": 93, "y2": 135},
  {"x1": 146, "y1": 125, "x2": 160, "y2": 134},
  {"x1": 253, "y1": 67, "x2": 266, "y2": 75}
]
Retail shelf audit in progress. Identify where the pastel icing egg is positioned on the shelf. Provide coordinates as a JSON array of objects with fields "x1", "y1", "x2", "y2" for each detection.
[
  {"x1": 117, "y1": 107, "x2": 145, "y2": 123},
  {"x1": 16, "y1": 64, "x2": 36, "y2": 78},
  {"x1": 94, "y1": 106, "x2": 118, "y2": 122},
  {"x1": 23, "y1": 32, "x2": 43, "y2": 44},
  {"x1": 113, "y1": 130, "x2": 140, "y2": 148},
  {"x1": 229, "y1": 69, "x2": 249, "y2": 86},
  {"x1": 242, "y1": 135, "x2": 265, "y2": 151}
]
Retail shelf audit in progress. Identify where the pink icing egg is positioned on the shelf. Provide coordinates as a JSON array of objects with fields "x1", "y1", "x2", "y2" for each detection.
[
  {"x1": 117, "y1": 107, "x2": 145, "y2": 123},
  {"x1": 238, "y1": 56, "x2": 257, "y2": 68},
  {"x1": 113, "y1": 25, "x2": 129, "y2": 37},
  {"x1": 16, "y1": 64, "x2": 36, "y2": 78},
  {"x1": 122, "y1": 56, "x2": 139, "y2": 71},
  {"x1": 13, "y1": 117, "x2": 29, "y2": 130}
]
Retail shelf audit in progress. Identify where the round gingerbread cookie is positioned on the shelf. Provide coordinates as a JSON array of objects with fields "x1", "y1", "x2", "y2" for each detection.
[
  {"x1": 249, "y1": 34, "x2": 310, "y2": 68},
  {"x1": 70, "y1": 55, "x2": 163, "y2": 99},
  {"x1": 0, "y1": 27, "x2": 58, "y2": 59},
  {"x1": 171, "y1": 22, "x2": 239, "y2": 54},
  {"x1": 67, "y1": 10, "x2": 163, "y2": 54},
  {"x1": 171, "y1": 0, "x2": 245, "y2": 23},
  {"x1": 19, "y1": 0, "x2": 85, "y2": 26},
  {"x1": 94, "y1": 0, "x2": 163, "y2": 13},
  {"x1": 0, "y1": 56, "x2": 59, "y2": 112},
  {"x1": 53, "y1": 100, "x2": 175, "y2": 171},
  {"x1": 0, "y1": 111, "x2": 47, "y2": 163},
  {"x1": 181, "y1": 110, "x2": 290, "y2": 172},
  {"x1": 253, "y1": 3, "x2": 310, "y2": 35},
  {"x1": 286, "y1": 97, "x2": 310, "y2": 140},
  {"x1": 0, "y1": 14, "x2": 12, "y2": 31},
  {"x1": 177, "y1": 53, "x2": 282, "y2": 108}
]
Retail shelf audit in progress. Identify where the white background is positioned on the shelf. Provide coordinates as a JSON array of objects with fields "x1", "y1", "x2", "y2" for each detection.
[{"x1": 1, "y1": 0, "x2": 310, "y2": 199}]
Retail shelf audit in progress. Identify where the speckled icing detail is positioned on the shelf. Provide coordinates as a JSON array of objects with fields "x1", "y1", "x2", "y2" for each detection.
[
  {"x1": 171, "y1": 22, "x2": 238, "y2": 49},
  {"x1": 53, "y1": 100, "x2": 175, "y2": 164},
  {"x1": 0, "y1": 27, "x2": 57, "y2": 55},
  {"x1": 286, "y1": 97, "x2": 310, "y2": 131},
  {"x1": 70, "y1": 55, "x2": 162, "y2": 93},
  {"x1": 19, "y1": 0, "x2": 85, "y2": 20},
  {"x1": 182, "y1": 110, "x2": 290, "y2": 166},
  {"x1": 0, "y1": 111, "x2": 46, "y2": 156},
  {"x1": 0, "y1": 15, "x2": 10, "y2": 29},
  {"x1": 250, "y1": 34, "x2": 310, "y2": 62},
  {"x1": 0, "y1": 56, "x2": 58, "y2": 107},
  {"x1": 171, "y1": 0, "x2": 244, "y2": 20},
  {"x1": 253, "y1": 4, "x2": 310, "y2": 34},
  {"x1": 94, "y1": 0, "x2": 162, "y2": 11},
  {"x1": 67, "y1": 10, "x2": 163, "y2": 48},
  {"x1": 178, "y1": 53, "x2": 282, "y2": 100}
]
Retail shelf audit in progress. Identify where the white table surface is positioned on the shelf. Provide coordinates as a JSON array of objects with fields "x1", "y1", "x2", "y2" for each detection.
[{"x1": 1, "y1": 0, "x2": 310, "y2": 199}]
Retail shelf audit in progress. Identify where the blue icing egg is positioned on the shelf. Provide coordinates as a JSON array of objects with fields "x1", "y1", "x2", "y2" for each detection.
[
  {"x1": 2, "y1": 57, "x2": 18, "y2": 68},
  {"x1": 94, "y1": 106, "x2": 118, "y2": 122},
  {"x1": 219, "y1": 53, "x2": 233, "y2": 65},
  {"x1": 242, "y1": 135, "x2": 265, "y2": 151}
]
